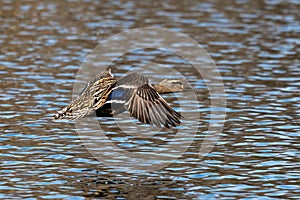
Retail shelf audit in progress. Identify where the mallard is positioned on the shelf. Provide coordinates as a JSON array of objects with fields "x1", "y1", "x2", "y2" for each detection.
[{"x1": 53, "y1": 69, "x2": 181, "y2": 128}]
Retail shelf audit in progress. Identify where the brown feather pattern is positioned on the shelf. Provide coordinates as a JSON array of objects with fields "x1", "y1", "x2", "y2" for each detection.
[{"x1": 54, "y1": 70, "x2": 181, "y2": 128}]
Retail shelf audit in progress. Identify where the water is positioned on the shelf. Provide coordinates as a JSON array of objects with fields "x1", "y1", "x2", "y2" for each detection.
[{"x1": 1, "y1": 0, "x2": 300, "y2": 199}]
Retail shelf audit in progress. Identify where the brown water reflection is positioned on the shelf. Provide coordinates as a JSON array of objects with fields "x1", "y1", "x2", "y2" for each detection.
[{"x1": 1, "y1": 0, "x2": 300, "y2": 199}]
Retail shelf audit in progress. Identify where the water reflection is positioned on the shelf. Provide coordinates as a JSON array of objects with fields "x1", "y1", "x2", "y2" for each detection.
[{"x1": 1, "y1": 0, "x2": 300, "y2": 199}]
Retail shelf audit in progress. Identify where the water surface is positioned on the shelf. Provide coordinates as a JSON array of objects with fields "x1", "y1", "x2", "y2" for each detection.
[{"x1": 1, "y1": 0, "x2": 300, "y2": 199}]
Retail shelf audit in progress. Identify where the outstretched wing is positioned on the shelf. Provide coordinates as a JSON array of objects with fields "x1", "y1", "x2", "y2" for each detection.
[{"x1": 111, "y1": 72, "x2": 181, "y2": 128}]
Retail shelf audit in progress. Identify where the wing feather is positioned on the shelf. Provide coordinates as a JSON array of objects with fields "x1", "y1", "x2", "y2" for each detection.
[{"x1": 114, "y1": 73, "x2": 181, "y2": 128}]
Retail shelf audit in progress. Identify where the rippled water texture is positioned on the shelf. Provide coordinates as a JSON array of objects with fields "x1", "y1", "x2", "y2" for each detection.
[{"x1": 1, "y1": 0, "x2": 300, "y2": 199}]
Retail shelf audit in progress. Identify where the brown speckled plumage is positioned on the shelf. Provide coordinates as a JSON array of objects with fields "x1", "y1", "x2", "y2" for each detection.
[{"x1": 54, "y1": 69, "x2": 181, "y2": 128}]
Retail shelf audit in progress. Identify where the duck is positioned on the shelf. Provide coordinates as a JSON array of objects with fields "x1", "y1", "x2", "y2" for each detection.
[{"x1": 53, "y1": 69, "x2": 181, "y2": 128}]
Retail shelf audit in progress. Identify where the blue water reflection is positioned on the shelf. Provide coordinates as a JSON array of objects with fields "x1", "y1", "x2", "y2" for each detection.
[{"x1": 1, "y1": 0, "x2": 300, "y2": 199}]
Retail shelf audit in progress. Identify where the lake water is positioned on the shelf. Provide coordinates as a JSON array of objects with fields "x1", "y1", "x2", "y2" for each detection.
[{"x1": 1, "y1": 0, "x2": 299, "y2": 199}]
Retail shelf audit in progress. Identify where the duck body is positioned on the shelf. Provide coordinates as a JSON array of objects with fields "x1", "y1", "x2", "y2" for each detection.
[{"x1": 54, "y1": 69, "x2": 181, "y2": 128}]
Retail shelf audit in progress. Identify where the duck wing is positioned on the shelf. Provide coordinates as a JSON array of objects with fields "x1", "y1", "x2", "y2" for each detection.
[{"x1": 110, "y1": 72, "x2": 181, "y2": 128}]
